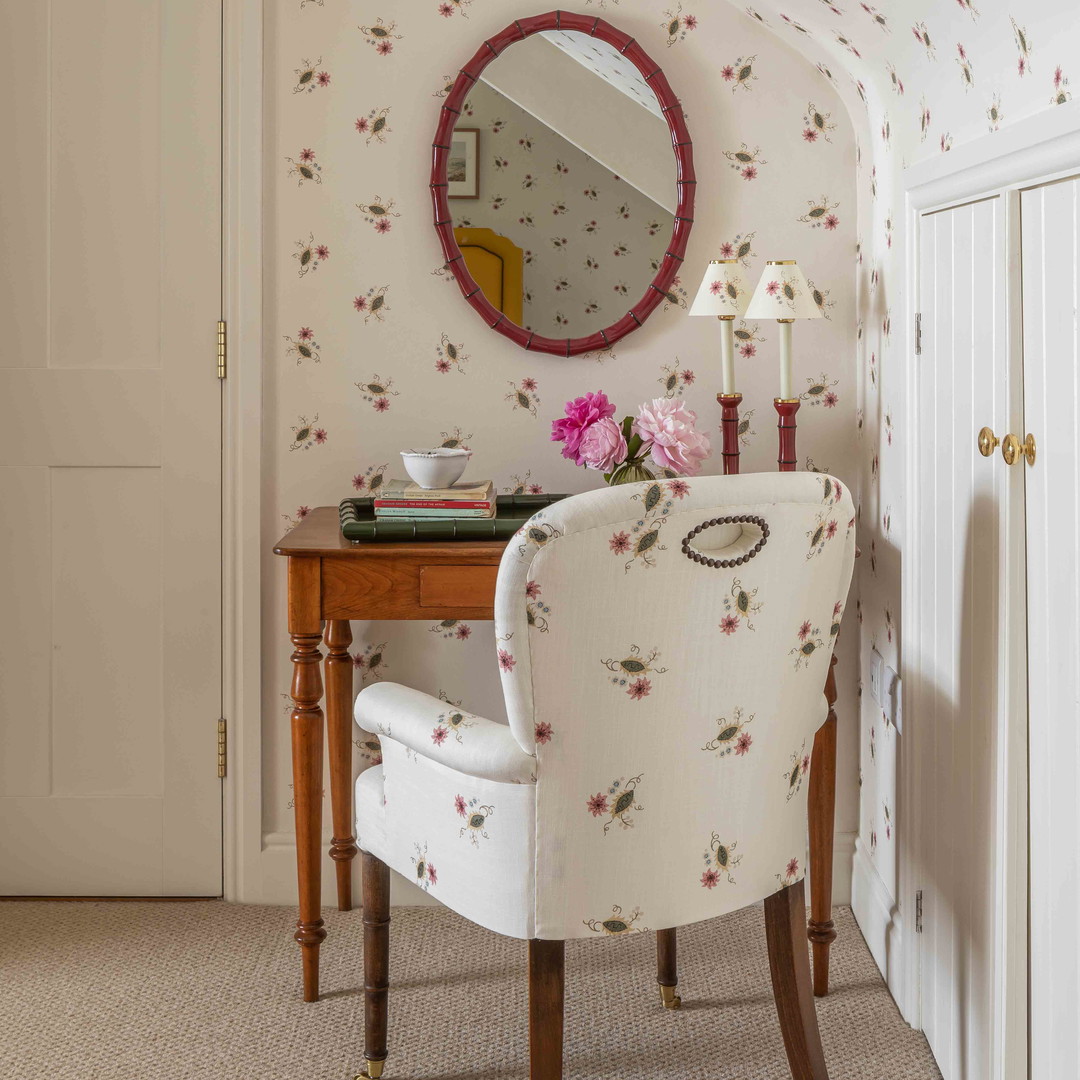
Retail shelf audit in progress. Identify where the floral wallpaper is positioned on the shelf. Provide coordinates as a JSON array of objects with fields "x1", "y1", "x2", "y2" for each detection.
[
  {"x1": 451, "y1": 78, "x2": 673, "y2": 338},
  {"x1": 731, "y1": 0, "x2": 1080, "y2": 947},
  {"x1": 265, "y1": 1, "x2": 859, "y2": 892}
]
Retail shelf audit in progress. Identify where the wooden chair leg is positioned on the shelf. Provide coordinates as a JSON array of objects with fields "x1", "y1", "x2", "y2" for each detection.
[
  {"x1": 529, "y1": 939, "x2": 565, "y2": 1080},
  {"x1": 360, "y1": 852, "x2": 390, "y2": 1080},
  {"x1": 656, "y1": 927, "x2": 682, "y2": 1009},
  {"x1": 808, "y1": 654, "x2": 840, "y2": 996},
  {"x1": 764, "y1": 879, "x2": 829, "y2": 1080}
]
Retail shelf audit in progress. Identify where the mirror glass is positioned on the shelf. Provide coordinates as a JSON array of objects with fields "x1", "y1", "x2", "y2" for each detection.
[{"x1": 447, "y1": 30, "x2": 676, "y2": 340}]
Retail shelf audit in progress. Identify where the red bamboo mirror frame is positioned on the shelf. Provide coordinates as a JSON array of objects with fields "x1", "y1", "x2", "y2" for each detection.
[{"x1": 430, "y1": 10, "x2": 696, "y2": 357}]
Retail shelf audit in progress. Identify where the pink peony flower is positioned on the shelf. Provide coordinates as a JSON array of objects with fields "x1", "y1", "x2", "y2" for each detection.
[
  {"x1": 578, "y1": 416, "x2": 627, "y2": 473},
  {"x1": 632, "y1": 398, "x2": 711, "y2": 476},
  {"x1": 550, "y1": 391, "x2": 616, "y2": 465}
]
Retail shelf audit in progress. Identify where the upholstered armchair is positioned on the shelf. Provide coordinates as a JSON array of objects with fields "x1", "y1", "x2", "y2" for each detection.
[{"x1": 354, "y1": 473, "x2": 855, "y2": 1080}]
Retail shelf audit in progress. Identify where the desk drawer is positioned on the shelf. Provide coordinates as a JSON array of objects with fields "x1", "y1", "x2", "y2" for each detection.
[
  {"x1": 419, "y1": 565, "x2": 499, "y2": 609},
  {"x1": 322, "y1": 558, "x2": 498, "y2": 620}
]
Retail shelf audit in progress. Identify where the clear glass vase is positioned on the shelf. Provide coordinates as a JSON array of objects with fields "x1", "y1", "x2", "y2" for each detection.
[{"x1": 607, "y1": 461, "x2": 656, "y2": 486}]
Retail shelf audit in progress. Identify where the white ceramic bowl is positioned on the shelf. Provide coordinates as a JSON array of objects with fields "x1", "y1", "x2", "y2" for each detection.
[{"x1": 400, "y1": 448, "x2": 472, "y2": 489}]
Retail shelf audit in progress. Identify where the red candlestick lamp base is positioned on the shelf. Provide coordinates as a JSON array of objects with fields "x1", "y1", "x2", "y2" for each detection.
[
  {"x1": 716, "y1": 392, "x2": 743, "y2": 476},
  {"x1": 774, "y1": 398, "x2": 800, "y2": 473}
]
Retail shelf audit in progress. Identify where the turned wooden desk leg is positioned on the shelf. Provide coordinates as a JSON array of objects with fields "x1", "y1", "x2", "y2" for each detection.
[
  {"x1": 289, "y1": 557, "x2": 326, "y2": 1003},
  {"x1": 808, "y1": 653, "x2": 839, "y2": 997},
  {"x1": 325, "y1": 620, "x2": 358, "y2": 912}
]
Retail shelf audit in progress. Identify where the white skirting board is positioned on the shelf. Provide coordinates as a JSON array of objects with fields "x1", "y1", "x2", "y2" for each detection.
[
  {"x1": 850, "y1": 835, "x2": 911, "y2": 1025},
  {"x1": 259, "y1": 829, "x2": 857, "y2": 911}
]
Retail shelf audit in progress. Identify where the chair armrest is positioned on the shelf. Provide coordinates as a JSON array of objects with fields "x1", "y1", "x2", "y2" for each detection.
[{"x1": 354, "y1": 682, "x2": 536, "y2": 784}]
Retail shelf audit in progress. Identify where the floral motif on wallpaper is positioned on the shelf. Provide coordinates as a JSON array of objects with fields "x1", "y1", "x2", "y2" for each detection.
[
  {"x1": 293, "y1": 58, "x2": 329, "y2": 94},
  {"x1": 662, "y1": 5, "x2": 698, "y2": 47},
  {"x1": 506, "y1": 379, "x2": 540, "y2": 416},
  {"x1": 357, "y1": 196, "x2": 399, "y2": 232},
  {"x1": 798, "y1": 195, "x2": 840, "y2": 230},
  {"x1": 435, "y1": 334, "x2": 470, "y2": 374},
  {"x1": 293, "y1": 234, "x2": 329, "y2": 277},
  {"x1": 721, "y1": 55, "x2": 759, "y2": 91},
  {"x1": 359, "y1": 19, "x2": 401, "y2": 55},
  {"x1": 286, "y1": 148, "x2": 322, "y2": 186},
  {"x1": 352, "y1": 462, "x2": 388, "y2": 494},
  {"x1": 288, "y1": 415, "x2": 326, "y2": 451},
  {"x1": 437, "y1": 0, "x2": 472, "y2": 18},
  {"x1": 802, "y1": 101, "x2": 836, "y2": 142},
  {"x1": 352, "y1": 641, "x2": 389, "y2": 684},
  {"x1": 658, "y1": 358, "x2": 695, "y2": 398},
  {"x1": 355, "y1": 286, "x2": 390, "y2": 322},
  {"x1": 356, "y1": 374, "x2": 400, "y2": 411},
  {"x1": 356, "y1": 107, "x2": 392, "y2": 144},
  {"x1": 802, "y1": 373, "x2": 839, "y2": 407},
  {"x1": 284, "y1": 327, "x2": 320, "y2": 365},
  {"x1": 431, "y1": 618, "x2": 472, "y2": 641}
]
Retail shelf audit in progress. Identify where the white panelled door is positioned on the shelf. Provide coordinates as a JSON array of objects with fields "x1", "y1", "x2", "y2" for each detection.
[
  {"x1": 914, "y1": 196, "x2": 1012, "y2": 1080},
  {"x1": 0, "y1": 1, "x2": 223, "y2": 895},
  {"x1": 1021, "y1": 176, "x2": 1080, "y2": 1078}
]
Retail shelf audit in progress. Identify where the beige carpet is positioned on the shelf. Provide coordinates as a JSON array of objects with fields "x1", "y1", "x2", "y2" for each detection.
[{"x1": 0, "y1": 901, "x2": 940, "y2": 1080}]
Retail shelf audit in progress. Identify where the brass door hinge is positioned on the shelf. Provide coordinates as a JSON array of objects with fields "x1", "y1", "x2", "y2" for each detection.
[
  {"x1": 915, "y1": 889, "x2": 923, "y2": 933},
  {"x1": 915, "y1": 312, "x2": 922, "y2": 356},
  {"x1": 217, "y1": 718, "x2": 227, "y2": 778},
  {"x1": 217, "y1": 320, "x2": 227, "y2": 379}
]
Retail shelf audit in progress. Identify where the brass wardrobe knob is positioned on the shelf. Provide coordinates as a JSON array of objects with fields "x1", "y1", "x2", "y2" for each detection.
[{"x1": 977, "y1": 427, "x2": 999, "y2": 457}]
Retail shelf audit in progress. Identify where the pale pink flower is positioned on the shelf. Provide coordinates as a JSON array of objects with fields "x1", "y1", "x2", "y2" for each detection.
[
  {"x1": 765, "y1": 280, "x2": 780, "y2": 296},
  {"x1": 498, "y1": 649, "x2": 516, "y2": 672},
  {"x1": 824, "y1": 391, "x2": 839, "y2": 407},
  {"x1": 803, "y1": 128, "x2": 819, "y2": 142},
  {"x1": 431, "y1": 727, "x2": 448, "y2": 746},
  {"x1": 627, "y1": 677, "x2": 651, "y2": 700},
  {"x1": 298, "y1": 327, "x2": 314, "y2": 340},
  {"x1": 316, "y1": 245, "x2": 330, "y2": 259},
  {"x1": 741, "y1": 165, "x2": 758, "y2": 180},
  {"x1": 454, "y1": 624, "x2": 471, "y2": 640},
  {"x1": 525, "y1": 580, "x2": 541, "y2": 599},
  {"x1": 454, "y1": 794, "x2": 467, "y2": 817},
  {"x1": 701, "y1": 869, "x2": 720, "y2": 889},
  {"x1": 633, "y1": 398, "x2": 711, "y2": 475},
  {"x1": 721, "y1": 65, "x2": 735, "y2": 81},
  {"x1": 668, "y1": 479, "x2": 690, "y2": 499},
  {"x1": 786, "y1": 857, "x2": 800, "y2": 878},
  {"x1": 427, "y1": 863, "x2": 437, "y2": 884},
  {"x1": 609, "y1": 531, "x2": 631, "y2": 554},
  {"x1": 579, "y1": 416, "x2": 628, "y2": 473},
  {"x1": 720, "y1": 616, "x2": 739, "y2": 635},
  {"x1": 534, "y1": 721, "x2": 553, "y2": 744},
  {"x1": 586, "y1": 793, "x2": 608, "y2": 817},
  {"x1": 299, "y1": 148, "x2": 316, "y2": 162},
  {"x1": 735, "y1": 732, "x2": 753, "y2": 756},
  {"x1": 354, "y1": 296, "x2": 368, "y2": 311},
  {"x1": 317, "y1": 72, "x2": 330, "y2": 87},
  {"x1": 356, "y1": 117, "x2": 370, "y2": 133},
  {"x1": 798, "y1": 620, "x2": 813, "y2": 640},
  {"x1": 374, "y1": 218, "x2": 392, "y2": 234},
  {"x1": 376, "y1": 40, "x2": 393, "y2": 55}
]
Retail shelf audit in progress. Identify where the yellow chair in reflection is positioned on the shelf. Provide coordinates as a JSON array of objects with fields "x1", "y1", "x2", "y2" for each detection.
[{"x1": 453, "y1": 227, "x2": 523, "y2": 326}]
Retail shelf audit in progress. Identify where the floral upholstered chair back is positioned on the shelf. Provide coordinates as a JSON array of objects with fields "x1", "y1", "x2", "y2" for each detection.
[{"x1": 495, "y1": 472, "x2": 855, "y2": 941}]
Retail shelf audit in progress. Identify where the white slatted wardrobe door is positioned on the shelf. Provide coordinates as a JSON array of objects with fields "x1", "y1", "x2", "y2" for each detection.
[
  {"x1": 0, "y1": 1, "x2": 223, "y2": 895},
  {"x1": 1021, "y1": 176, "x2": 1080, "y2": 1077},
  {"x1": 915, "y1": 196, "x2": 1009, "y2": 1080}
]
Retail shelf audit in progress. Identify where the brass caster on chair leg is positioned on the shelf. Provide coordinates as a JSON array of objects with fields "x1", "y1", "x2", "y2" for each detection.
[
  {"x1": 356, "y1": 1059, "x2": 386, "y2": 1079},
  {"x1": 658, "y1": 983, "x2": 682, "y2": 1010}
]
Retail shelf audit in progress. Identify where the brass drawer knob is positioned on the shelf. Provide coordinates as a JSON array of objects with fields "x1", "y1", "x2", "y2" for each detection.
[
  {"x1": 1001, "y1": 432, "x2": 1036, "y2": 467},
  {"x1": 978, "y1": 427, "x2": 1000, "y2": 457}
]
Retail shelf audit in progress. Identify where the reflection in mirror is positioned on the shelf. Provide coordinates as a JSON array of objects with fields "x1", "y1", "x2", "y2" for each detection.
[{"x1": 447, "y1": 30, "x2": 676, "y2": 341}]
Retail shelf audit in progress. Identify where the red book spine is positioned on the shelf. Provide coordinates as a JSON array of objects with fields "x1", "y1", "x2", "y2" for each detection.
[{"x1": 373, "y1": 499, "x2": 493, "y2": 510}]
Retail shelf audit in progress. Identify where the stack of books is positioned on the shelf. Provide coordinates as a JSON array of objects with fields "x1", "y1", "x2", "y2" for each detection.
[{"x1": 374, "y1": 478, "x2": 496, "y2": 519}]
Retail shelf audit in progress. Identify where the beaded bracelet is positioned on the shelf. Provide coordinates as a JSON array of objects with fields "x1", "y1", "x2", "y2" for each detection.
[{"x1": 680, "y1": 514, "x2": 769, "y2": 568}]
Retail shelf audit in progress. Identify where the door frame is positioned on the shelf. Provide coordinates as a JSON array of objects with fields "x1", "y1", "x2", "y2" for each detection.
[
  {"x1": 904, "y1": 101, "x2": 1080, "y2": 1080},
  {"x1": 221, "y1": 0, "x2": 266, "y2": 905}
]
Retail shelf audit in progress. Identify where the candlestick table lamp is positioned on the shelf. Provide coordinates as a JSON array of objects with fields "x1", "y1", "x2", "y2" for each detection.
[
  {"x1": 745, "y1": 259, "x2": 822, "y2": 471},
  {"x1": 689, "y1": 259, "x2": 750, "y2": 474}
]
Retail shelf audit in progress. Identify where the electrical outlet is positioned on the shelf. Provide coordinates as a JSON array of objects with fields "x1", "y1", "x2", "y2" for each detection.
[
  {"x1": 869, "y1": 648, "x2": 885, "y2": 705},
  {"x1": 888, "y1": 668, "x2": 902, "y2": 733}
]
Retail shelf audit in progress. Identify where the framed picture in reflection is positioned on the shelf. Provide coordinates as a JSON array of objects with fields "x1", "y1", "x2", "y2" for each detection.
[{"x1": 448, "y1": 128, "x2": 480, "y2": 199}]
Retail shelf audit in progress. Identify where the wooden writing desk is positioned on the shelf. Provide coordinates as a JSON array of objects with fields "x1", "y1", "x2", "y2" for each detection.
[{"x1": 274, "y1": 506, "x2": 840, "y2": 1003}]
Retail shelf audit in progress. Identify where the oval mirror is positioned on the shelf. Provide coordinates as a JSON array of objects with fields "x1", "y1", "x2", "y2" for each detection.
[{"x1": 431, "y1": 11, "x2": 695, "y2": 356}]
